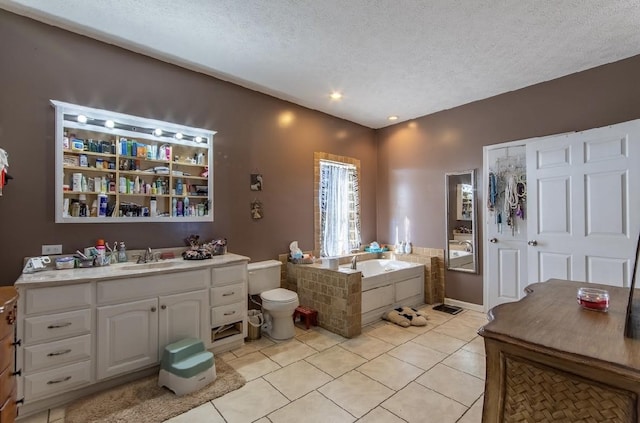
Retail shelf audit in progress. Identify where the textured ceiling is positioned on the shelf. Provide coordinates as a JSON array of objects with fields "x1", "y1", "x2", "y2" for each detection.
[{"x1": 2, "y1": 0, "x2": 640, "y2": 128}]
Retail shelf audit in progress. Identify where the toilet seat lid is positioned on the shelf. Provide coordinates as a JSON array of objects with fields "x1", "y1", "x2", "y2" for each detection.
[{"x1": 261, "y1": 288, "x2": 298, "y2": 302}]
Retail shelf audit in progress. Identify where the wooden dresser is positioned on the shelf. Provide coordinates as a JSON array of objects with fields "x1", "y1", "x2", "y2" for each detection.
[
  {"x1": 0, "y1": 287, "x2": 18, "y2": 423},
  {"x1": 480, "y1": 279, "x2": 640, "y2": 423}
]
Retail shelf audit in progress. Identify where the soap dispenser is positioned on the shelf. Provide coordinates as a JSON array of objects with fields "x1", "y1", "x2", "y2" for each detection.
[{"x1": 118, "y1": 242, "x2": 127, "y2": 263}]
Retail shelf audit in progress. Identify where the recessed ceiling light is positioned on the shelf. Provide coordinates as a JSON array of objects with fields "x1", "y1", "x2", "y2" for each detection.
[
  {"x1": 154, "y1": 128, "x2": 163, "y2": 136},
  {"x1": 104, "y1": 120, "x2": 115, "y2": 129},
  {"x1": 388, "y1": 115, "x2": 399, "y2": 121},
  {"x1": 175, "y1": 132, "x2": 183, "y2": 140},
  {"x1": 330, "y1": 92, "x2": 343, "y2": 100},
  {"x1": 77, "y1": 114, "x2": 87, "y2": 124}
]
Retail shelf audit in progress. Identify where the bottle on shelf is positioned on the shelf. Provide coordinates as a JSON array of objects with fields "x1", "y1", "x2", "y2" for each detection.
[
  {"x1": 78, "y1": 195, "x2": 88, "y2": 217},
  {"x1": 184, "y1": 196, "x2": 189, "y2": 217},
  {"x1": 150, "y1": 196, "x2": 157, "y2": 217},
  {"x1": 176, "y1": 178, "x2": 183, "y2": 195},
  {"x1": 172, "y1": 198, "x2": 177, "y2": 217},
  {"x1": 98, "y1": 193, "x2": 108, "y2": 217}
]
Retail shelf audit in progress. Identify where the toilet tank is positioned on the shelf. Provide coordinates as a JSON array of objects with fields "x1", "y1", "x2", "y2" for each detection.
[{"x1": 247, "y1": 260, "x2": 283, "y2": 295}]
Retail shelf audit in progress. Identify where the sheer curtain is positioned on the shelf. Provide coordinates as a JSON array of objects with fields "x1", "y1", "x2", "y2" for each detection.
[{"x1": 319, "y1": 160, "x2": 361, "y2": 257}]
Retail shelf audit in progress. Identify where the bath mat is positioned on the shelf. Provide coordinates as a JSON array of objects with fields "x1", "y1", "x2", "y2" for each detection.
[
  {"x1": 65, "y1": 357, "x2": 245, "y2": 423},
  {"x1": 433, "y1": 303, "x2": 463, "y2": 315}
]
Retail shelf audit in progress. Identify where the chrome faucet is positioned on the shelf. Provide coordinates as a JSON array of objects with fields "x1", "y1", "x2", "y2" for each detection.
[
  {"x1": 458, "y1": 240, "x2": 473, "y2": 253},
  {"x1": 350, "y1": 255, "x2": 358, "y2": 270},
  {"x1": 136, "y1": 247, "x2": 156, "y2": 264}
]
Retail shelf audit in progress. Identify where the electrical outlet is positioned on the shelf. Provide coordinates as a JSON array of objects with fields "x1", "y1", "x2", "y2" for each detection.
[{"x1": 42, "y1": 244, "x2": 62, "y2": 255}]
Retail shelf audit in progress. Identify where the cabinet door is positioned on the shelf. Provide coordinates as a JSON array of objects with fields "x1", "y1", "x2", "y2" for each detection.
[
  {"x1": 97, "y1": 298, "x2": 158, "y2": 380},
  {"x1": 486, "y1": 239, "x2": 528, "y2": 309},
  {"x1": 158, "y1": 290, "x2": 208, "y2": 357}
]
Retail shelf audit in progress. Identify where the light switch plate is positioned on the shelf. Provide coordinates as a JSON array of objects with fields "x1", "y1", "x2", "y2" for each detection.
[{"x1": 42, "y1": 244, "x2": 62, "y2": 255}]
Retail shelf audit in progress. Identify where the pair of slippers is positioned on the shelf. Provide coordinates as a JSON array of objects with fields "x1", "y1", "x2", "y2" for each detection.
[{"x1": 382, "y1": 307, "x2": 428, "y2": 327}]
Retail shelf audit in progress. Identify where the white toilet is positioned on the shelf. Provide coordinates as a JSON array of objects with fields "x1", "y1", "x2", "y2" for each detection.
[{"x1": 247, "y1": 260, "x2": 299, "y2": 340}]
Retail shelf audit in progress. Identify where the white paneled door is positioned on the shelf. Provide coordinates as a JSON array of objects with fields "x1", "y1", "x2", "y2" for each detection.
[{"x1": 526, "y1": 120, "x2": 640, "y2": 287}]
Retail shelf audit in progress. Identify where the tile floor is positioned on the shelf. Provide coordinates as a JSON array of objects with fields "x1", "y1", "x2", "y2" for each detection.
[{"x1": 20, "y1": 306, "x2": 488, "y2": 423}]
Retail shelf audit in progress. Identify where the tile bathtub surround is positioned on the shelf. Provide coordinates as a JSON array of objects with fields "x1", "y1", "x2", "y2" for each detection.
[
  {"x1": 32, "y1": 307, "x2": 488, "y2": 423},
  {"x1": 294, "y1": 266, "x2": 362, "y2": 338}
]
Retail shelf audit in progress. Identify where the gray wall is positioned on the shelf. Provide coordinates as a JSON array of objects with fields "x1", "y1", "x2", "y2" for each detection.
[
  {"x1": 376, "y1": 54, "x2": 640, "y2": 304},
  {"x1": 0, "y1": 11, "x2": 377, "y2": 284}
]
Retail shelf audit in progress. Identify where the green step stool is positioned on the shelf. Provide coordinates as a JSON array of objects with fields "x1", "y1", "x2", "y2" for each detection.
[{"x1": 158, "y1": 338, "x2": 216, "y2": 396}]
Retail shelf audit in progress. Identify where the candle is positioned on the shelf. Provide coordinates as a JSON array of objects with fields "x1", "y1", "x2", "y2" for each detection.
[{"x1": 405, "y1": 217, "x2": 410, "y2": 243}]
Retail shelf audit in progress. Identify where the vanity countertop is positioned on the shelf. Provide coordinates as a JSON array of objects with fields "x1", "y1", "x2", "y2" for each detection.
[{"x1": 15, "y1": 252, "x2": 250, "y2": 288}]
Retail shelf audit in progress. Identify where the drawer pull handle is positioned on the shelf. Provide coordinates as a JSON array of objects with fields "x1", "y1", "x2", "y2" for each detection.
[
  {"x1": 47, "y1": 376, "x2": 72, "y2": 384},
  {"x1": 222, "y1": 292, "x2": 235, "y2": 297},
  {"x1": 161, "y1": 305, "x2": 167, "y2": 310},
  {"x1": 223, "y1": 311, "x2": 236, "y2": 316},
  {"x1": 47, "y1": 322, "x2": 72, "y2": 329},
  {"x1": 47, "y1": 349, "x2": 72, "y2": 357},
  {"x1": 151, "y1": 307, "x2": 157, "y2": 312}
]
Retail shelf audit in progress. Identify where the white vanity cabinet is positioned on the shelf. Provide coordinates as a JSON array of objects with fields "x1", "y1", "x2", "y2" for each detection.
[
  {"x1": 209, "y1": 264, "x2": 247, "y2": 352},
  {"x1": 96, "y1": 270, "x2": 209, "y2": 380},
  {"x1": 14, "y1": 254, "x2": 249, "y2": 417},
  {"x1": 20, "y1": 283, "x2": 93, "y2": 403}
]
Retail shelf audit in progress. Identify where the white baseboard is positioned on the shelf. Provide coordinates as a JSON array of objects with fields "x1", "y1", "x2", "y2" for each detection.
[{"x1": 444, "y1": 298, "x2": 485, "y2": 313}]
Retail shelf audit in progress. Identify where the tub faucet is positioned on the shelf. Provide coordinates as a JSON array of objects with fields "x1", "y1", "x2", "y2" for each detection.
[
  {"x1": 350, "y1": 255, "x2": 358, "y2": 270},
  {"x1": 458, "y1": 240, "x2": 473, "y2": 253}
]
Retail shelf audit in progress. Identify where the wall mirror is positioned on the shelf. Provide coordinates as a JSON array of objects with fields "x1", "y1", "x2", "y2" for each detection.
[{"x1": 445, "y1": 169, "x2": 478, "y2": 273}]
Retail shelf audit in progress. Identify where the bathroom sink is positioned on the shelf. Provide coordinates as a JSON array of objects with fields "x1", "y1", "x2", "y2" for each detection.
[{"x1": 119, "y1": 261, "x2": 176, "y2": 271}]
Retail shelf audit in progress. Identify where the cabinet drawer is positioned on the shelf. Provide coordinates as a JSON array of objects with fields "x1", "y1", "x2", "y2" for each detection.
[
  {"x1": 97, "y1": 269, "x2": 209, "y2": 304},
  {"x1": 24, "y1": 360, "x2": 91, "y2": 401},
  {"x1": 210, "y1": 282, "x2": 245, "y2": 307},
  {"x1": 25, "y1": 283, "x2": 92, "y2": 315},
  {"x1": 395, "y1": 276, "x2": 423, "y2": 302},
  {"x1": 212, "y1": 264, "x2": 246, "y2": 287},
  {"x1": 24, "y1": 309, "x2": 91, "y2": 344},
  {"x1": 24, "y1": 334, "x2": 91, "y2": 373},
  {"x1": 362, "y1": 285, "x2": 394, "y2": 314},
  {"x1": 211, "y1": 303, "x2": 245, "y2": 327}
]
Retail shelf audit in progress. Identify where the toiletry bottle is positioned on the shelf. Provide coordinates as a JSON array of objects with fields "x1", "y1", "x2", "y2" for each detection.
[
  {"x1": 78, "y1": 195, "x2": 88, "y2": 217},
  {"x1": 118, "y1": 242, "x2": 127, "y2": 262},
  {"x1": 172, "y1": 197, "x2": 177, "y2": 217},
  {"x1": 184, "y1": 196, "x2": 189, "y2": 216},
  {"x1": 71, "y1": 200, "x2": 80, "y2": 217},
  {"x1": 176, "y1": 199, "x2": 184, "y2": 216},
  {"x1": 98, "y1": 193, "x2": 108, "y2": 217},
  {"x1": 96, "y1": 239, "x2": 106, "y2": 264},
  {"x1": 176, "y1": 178, "x2": 183, "y2": 195},
  {"x1": 90, "y1": 199, "x2": 98, "y2": 217},
  {"x1": 150, "y1": 196, "x2": 157, "y2": 217}
]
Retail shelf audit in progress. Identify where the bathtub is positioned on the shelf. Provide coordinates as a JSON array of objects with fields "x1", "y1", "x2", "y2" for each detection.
[{"x1": 341, "y1": 259, "x2": 425, "y2": 325}]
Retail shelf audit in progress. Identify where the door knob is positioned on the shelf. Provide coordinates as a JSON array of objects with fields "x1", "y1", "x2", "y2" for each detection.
[
  {"x1": 161, "y1": 305, "x2": 167, "y2": 310},
  {"x1": 527, "y1": 240, "x2": 538, "y2": 246},
  {"x1": 150, "y1": 306, "x2": 157, "y2": 312},
  {"x1": 489, "y1": 238, "x2": 498, "y2": 243}
]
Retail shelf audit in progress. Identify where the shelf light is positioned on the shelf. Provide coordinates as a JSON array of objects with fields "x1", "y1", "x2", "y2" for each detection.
[
  {"x1": 175, "y1": 132, "x2": 183, "y2": 140},
  {"x1": 77, "y1": 115, "x2": 88, "y2": 124},
  {"x1": 105, "y1": 120, "x2": 115, "y2": 129},
  {"x1": 194, "y1": 136, "x2": 202, "y2": 143},
  {"x1": 154, "y1": 128, "x2": 163, "y2": 136}
]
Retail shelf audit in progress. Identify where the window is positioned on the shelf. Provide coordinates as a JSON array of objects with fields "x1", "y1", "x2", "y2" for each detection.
[{"x1": 314, "y1": 153, "x2": 361, "y2": 257}]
